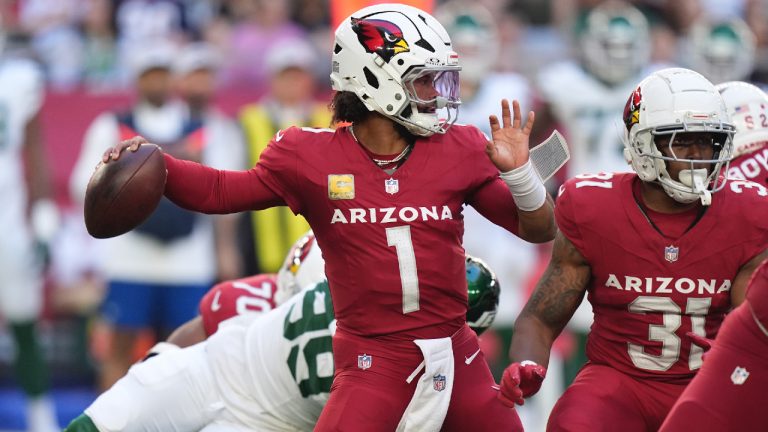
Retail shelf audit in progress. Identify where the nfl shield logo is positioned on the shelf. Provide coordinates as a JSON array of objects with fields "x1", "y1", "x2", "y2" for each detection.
[
  {"x1": 433, "y1": 374, "x2": 446, "y2": 392},
  {"x1": 731, "y1": 366, "x2": 750, "y2": 385},
  {"x1": 664, "y1": 245, "x2": 679, "y2": 263},
  {"x1": 357, "y1": 354, "x2": 372, "y2": 370},
  {"x1": 385, "y1": 178, "x2": 399, "y2": 195}
]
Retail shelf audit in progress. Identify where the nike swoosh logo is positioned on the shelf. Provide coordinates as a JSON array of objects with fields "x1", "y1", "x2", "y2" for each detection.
[
  {"x1": 211, "y1": 291, "x2": 222, "y2": 312},
  {"x1": 275, "y1": 130, "x2": 285, "y2": 142},
  {"x1": 465, "y1": 348, "x2": 481, "y2": 365}
]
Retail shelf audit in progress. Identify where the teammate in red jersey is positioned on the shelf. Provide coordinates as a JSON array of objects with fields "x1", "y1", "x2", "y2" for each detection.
[
  {"x1": 717, "y1": 81, "x2": 768, "y2": 188},
  {"x1": 659, "y1": 258, "x2": 768, "y2": 432},
  {"x1": 500, "y1": 68, "x2": 768, "y2": 431},
  {"x1": 656, "y1": 82, "x2": 768, "y2": 432},
  {"x1": 99, "y1": 4, "x2": 556, "y2": 431}
]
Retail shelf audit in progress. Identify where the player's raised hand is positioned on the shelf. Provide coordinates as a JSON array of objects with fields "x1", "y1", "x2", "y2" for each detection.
[
  {"x1": 498, "y1": 361, "x2": 546, "y2": 408},
  {"x1": 485, "y1": 99, "x2": 535, "y2": 172},
  {"x1": 102, "y1": 136, "x2": 150, "y2": 163}
]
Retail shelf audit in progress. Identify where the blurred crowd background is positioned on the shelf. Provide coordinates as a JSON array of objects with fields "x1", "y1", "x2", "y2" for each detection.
[{"x1": 0, "y1": 0, "x2": 766, "y2": 430}]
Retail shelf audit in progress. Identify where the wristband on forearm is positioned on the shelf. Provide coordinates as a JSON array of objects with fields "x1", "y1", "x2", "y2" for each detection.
[{"x1": 499, "y1": 160, "x2": 547, "y2": 211}]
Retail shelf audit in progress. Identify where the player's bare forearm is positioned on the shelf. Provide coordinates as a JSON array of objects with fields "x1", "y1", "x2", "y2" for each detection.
[
  {"x1": 510, "y1": 231, "x2": 589, "y2": 366},
  {"x1": 516, "y1": 194, "x2": 556, "y2": 243},
  {"x1": 731, "y1": 248, "x2": 768, "y2": 307}
]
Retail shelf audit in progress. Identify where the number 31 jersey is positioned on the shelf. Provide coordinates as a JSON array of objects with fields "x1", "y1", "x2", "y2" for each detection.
[{"x1": 556, "y1": 173, "x2": 768, "y2": 383}]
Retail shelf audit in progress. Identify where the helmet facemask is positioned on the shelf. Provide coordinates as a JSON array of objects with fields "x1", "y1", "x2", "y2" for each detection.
[
  {"x1": 399, "y1": 66, "x2": 461, "y2": 135},
  {"x1": 627, "y1": 121, "x2": 734, "y2": 205}
]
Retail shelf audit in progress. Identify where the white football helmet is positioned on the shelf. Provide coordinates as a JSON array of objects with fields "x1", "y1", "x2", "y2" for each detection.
[
  {"x1": 622, "y1": 68, "x2": 735, "y2": 205},
  {"x1": 685, "y1": 18, "x2": 756, "y2": 84},
  {"x1": 330, "y1": 3, "x2": 461, "y2": 136},
  {"x1": 578, "y1": 2, "x2": 650, "y2": 86},
  {"x1": 715, "y1": 81, "x2": 768, "y2": 158},
  {"x1": 275, "y1": 231, "x2": 325, "y2": 305}
]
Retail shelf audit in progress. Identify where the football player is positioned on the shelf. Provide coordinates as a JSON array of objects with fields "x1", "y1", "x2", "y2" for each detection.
[
  {"x1": 0, "y1": 47, "x2": 61, "y2": 431},
  {"x1": 683, "y1": 18, "x2": 756, "y2": 85},
  {"x1": 500, "y1": 68, "x2": 768, "y2": 430},
  {"x1": 716, "y1": 81, "x2": 768, "y2": 188},
  {"x1": 63, "y1": 255, "x2": 502, "y2": 432},
  {"x1": 100, "y1": 3, "x2": 557, "y2": 430},
  {"x1": 659, "y1": 258, "x2": 768, "y2": 431}
]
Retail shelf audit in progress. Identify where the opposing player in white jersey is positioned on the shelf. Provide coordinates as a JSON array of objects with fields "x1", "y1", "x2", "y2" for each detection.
[
  {"x1": 63, "y1": 242, "x2": 502, "y2": 431},
  {"x1": 0, "y1": 51, "x2": 61, "y2": 431},
  {"x1": 538, "y1": 1, "x2": 651, "y2": 177},
  {"x1": 716, "y1": 81, "x2": 768, "y2": 189}
]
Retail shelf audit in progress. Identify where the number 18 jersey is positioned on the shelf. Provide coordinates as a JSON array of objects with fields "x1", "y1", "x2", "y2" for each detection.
[{"x1": 556, "y1": 173, "x2": 768, "y2": 383}]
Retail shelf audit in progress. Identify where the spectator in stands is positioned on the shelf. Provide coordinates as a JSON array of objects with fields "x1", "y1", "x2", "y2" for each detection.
[
  {"x1": 237, "y1": 38, "x2": 331, "y2": 276},
  {"x1": 69, "y1": 41, "x2": 245, "y2": 390}
]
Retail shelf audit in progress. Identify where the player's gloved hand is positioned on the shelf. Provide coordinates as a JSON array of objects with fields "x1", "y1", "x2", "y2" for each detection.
[
  {"x1": 498, "y1": 360, "x2": 547, "y2": 407},
  {"x1": 686, "y1": 331, "x2": 715, "y2": 355},
  {"x1": 102, "y1": 135, "x2": 150, "y2": 163}
]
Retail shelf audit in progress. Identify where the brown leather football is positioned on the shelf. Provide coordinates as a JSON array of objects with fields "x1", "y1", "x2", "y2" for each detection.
[{"x1": 84, "y1": 144, "x2": 167, "y2": 239}]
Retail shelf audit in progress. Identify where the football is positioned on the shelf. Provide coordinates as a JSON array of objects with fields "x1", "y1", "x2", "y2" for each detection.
[{"x1": 84, "y1": 144, "x2": 167, "y2": 239}]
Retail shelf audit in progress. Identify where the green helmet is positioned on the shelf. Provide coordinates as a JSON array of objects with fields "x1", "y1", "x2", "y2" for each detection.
[{"x1": 465, "y1": 255, "x2": 500, "y2": 335}]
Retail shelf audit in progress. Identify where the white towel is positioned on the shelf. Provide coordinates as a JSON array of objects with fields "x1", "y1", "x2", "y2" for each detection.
[{"x1": 396, "y1": 337, "x2": 455, "y2": 432}]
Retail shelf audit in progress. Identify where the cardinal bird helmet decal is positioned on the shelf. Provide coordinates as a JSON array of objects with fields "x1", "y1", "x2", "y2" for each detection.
[
  {"x1": 331, "y1": 3, "x2": 462, "y2": 136},
  {"x1": 351, "y1": 18, "x2": 409, "y2": 62},
  {"x1": 623, "y1": 86, "x2": 642, "y2": 132}
]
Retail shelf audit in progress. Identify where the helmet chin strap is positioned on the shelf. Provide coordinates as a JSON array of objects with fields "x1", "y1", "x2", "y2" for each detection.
[{"x1": 678, "y1": 168, "x2": 712, "y2": 206}]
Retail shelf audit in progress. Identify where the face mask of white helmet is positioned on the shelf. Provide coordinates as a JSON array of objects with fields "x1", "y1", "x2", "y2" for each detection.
[
  {"x1": 622, "y1": 68, "x2": 735, "y2": 206},
  {"x1": 330, "y1": 3, "x2": 462, "y2": 136}
]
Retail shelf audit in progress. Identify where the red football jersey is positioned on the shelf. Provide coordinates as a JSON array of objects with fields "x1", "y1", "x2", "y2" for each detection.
[
  {"x1": 556, "y1": 172, "x2": 768, "y2": 383},
  {"x1": 727, "y1": 143, "x2": 768, "y2": 188},
  {"x1": 199, "y1": 274, "x2": 278, "y2": 336},
  {"x1": 745, "y1": 258, "x2": 768, "y2": 326},
  {"x1": 256, "y1": 125, "x2": 517, "y2": 337}
]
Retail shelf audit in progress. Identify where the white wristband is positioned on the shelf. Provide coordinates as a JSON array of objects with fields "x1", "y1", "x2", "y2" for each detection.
[{"x1": 499, "y1": 160, "x2": 547, "y2": 211}]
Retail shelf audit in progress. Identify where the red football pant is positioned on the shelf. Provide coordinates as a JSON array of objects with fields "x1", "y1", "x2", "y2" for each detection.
[
  {"x1": 660, "y1": 303, "x2": 768, "y2": 431},
  {"x1": 547, "y1": 363, "x2": 686, "y2": 432},
  {"x1": 314, "y1": 325, "x2": 522, "y2": 431}
]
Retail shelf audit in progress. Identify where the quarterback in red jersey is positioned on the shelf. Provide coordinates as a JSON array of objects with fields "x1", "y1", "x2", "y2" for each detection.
[
  {"x1": 501, "y1": 68, "x2": 768, "y2": 431},
  {"x1": 100, "y1": 4, "x2": 556, "y2": 431},
  {"x1": 718, "y1": 81, "x2": 768, "y2": 188}
]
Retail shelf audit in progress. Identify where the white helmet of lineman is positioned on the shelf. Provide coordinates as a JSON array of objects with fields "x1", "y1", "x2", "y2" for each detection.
[
  {"x1": 622, "y1": 68, "x2": 735, "y2": 205},
  {"x1": 685, "y1": 18, "x2": 756, "y2": 85},
  {"x1": 715, "y1": 81, "x2": 768, "y2": 159},
  {"x1": 275, "y1": 231, "x2": 325, "y2": 305},
  {"x1": 578, "y1": 1, "x2": 650, "y2": 86},
  {"x1": 330, "y1": 3, "x2": 461, "y2": 136}
]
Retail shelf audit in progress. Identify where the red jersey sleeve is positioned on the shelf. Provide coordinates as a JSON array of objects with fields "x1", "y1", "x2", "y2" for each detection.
[
  {"x1": 199, "y1": 274, "x2": 279, "y2": 336},
  {"x1": 163, "y1": 153, "x2": 285, "y2": 213},
  {"x1": 254, "y1": 127, "x2": 304, "y2": 215},
  {"x1": 554, "y1": 178, "x2": 588, "y2": 254}
]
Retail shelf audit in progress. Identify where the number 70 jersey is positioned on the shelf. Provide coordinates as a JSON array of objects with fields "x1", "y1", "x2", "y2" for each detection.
[{"x1": 556, "y1": 172, "x2": 768, "y2": 383}]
